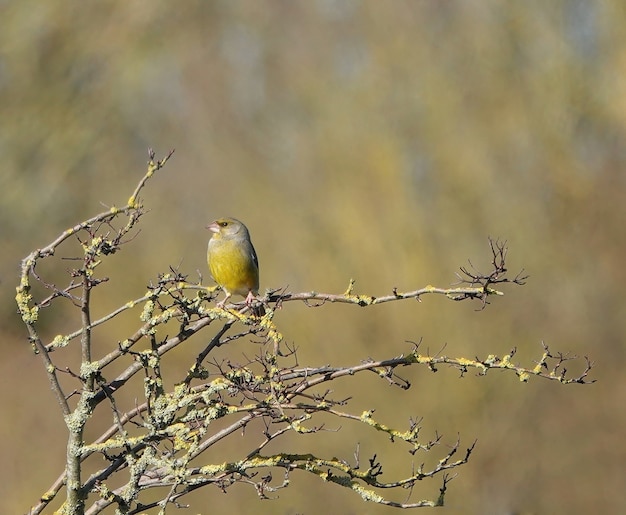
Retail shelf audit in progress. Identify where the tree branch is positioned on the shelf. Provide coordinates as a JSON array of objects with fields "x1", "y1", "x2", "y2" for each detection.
[{"x1": 18, "y1": 150, "x2": 594, "y2": 515}]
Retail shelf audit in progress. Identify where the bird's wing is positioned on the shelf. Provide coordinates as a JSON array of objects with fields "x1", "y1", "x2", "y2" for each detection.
[{"x1": 249, "y1": 243, "x2": 259, "y2": 270}]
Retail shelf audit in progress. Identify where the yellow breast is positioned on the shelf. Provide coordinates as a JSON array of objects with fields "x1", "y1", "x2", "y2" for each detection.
[{"x1": 208, "y1": 238, "x2": 259, "y2": 297}]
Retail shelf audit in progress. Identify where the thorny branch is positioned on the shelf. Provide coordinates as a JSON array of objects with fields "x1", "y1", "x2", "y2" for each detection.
[{"x1": 17, "y1": 151, "x2": 593, "y2": 515}]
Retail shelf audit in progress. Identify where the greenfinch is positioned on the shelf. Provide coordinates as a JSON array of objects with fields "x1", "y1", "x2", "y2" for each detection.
[{"x1": 206, "y1": 217, "x2": 261, "y2": 310}]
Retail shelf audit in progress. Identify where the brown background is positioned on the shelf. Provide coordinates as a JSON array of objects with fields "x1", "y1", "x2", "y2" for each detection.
[{"x1": 1, "y1": 2, "x2": 624, "y2": 514}]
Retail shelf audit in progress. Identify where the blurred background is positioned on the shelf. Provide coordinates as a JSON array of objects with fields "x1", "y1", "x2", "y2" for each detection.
[{"x1": 1, "y1": 1, "x2": 625, "y2": 513}]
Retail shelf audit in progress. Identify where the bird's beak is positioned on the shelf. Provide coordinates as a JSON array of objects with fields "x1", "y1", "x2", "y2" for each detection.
[{"x1": 206, "y1": 222, "x2": 220, "y2": 233}]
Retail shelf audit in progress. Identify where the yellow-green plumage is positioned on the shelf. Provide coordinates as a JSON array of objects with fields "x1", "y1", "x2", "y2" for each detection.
[{"x1": 207, "y1": 217, "x2": 260, "y2": 306}]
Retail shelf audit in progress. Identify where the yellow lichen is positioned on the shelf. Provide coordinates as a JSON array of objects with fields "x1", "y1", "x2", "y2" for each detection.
[{"x1": 51, "y1": 334, "x2": 70, "y2": 348}]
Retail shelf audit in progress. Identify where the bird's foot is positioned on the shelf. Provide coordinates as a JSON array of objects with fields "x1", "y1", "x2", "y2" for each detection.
[
  {"x1": 245, "y1": 291, "x2": 266, "y2": 316},
  {"x1": 216, "y1": 294, "x2": 231, "y2": 309}
]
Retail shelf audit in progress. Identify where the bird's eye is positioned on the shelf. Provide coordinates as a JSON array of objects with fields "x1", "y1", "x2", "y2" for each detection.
[{"x1": 219, "y1": 221, "x2": 228, "y2": 227}]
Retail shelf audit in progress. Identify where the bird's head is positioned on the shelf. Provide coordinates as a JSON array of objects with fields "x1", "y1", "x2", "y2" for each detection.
[{"x1": 207, "y1": 217, "x2": 249, "y2": 239}]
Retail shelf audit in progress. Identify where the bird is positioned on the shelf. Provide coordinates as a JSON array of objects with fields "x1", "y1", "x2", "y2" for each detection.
[{"x1": 206, "y1": 217, "x2": 263, "y2": 312}]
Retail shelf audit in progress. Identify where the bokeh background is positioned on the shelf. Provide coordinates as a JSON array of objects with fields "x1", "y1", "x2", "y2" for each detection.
[{"x1": 2, "y1": 1, "x2": 625, "y2": 513}]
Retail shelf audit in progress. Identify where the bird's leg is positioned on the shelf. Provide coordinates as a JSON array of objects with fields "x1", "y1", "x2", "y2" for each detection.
[
  {"x1": 216, "y1": 292, "x2": 231, "y2": 308},
  {"x1": 245, "y1": 291, "x2": 266, "y2": 316},
  {"x1": 244, "y1": 291, "x2": 256, "y2": 306}
]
